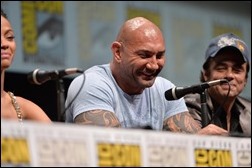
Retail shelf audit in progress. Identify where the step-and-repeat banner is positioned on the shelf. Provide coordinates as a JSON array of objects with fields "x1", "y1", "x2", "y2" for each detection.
[{"x1": 1, "y1": 119, "x2": 251, "y2": 167}]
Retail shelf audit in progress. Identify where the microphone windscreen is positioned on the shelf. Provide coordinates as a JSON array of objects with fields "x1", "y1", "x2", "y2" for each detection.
[
  {"x1": 27, "y1": 70, "x2": 38, "y2": 84},
  {"x1": 164, "y1": 89, "x2": 174, "y2": 101}
]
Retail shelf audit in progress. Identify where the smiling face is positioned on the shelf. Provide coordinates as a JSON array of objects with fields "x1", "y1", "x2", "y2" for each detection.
[
  {"x1": 203, "y1": 48, "x2": 248, "y2": 100},
  {"x1": 111, "y1": 17, "x2": 166, "y2": 94},
  {"x1": 1, "y1": 15, "x2": 16, "y2": 71},
  {"x1": 117, "y1": 34, "x2": 165, "y2": 93}
]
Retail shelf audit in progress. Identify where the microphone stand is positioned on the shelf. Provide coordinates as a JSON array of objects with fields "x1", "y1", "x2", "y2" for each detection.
[
  {"x1": 56, "y1": 79, "x2": 65, "y2": 122},
  {"x1": 200, "y1": 91, "x2": 209, "y2": 128}
]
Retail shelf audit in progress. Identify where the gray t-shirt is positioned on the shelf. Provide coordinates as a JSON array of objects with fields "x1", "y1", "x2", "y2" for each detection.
[{"x1": 65, "y1": 64, "x2": 188, "y2": 130}]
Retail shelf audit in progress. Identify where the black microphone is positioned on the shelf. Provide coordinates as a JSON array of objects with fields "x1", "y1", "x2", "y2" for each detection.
[
  {"x1": 27, "y1": 68, "x2": 84, "y2": 85},
  {"x1": 165, "y1": 79, "x2": 229, "y2": 100}
]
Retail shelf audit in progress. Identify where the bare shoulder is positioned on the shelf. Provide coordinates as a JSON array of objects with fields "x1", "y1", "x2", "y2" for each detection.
[
  {"x1": 163, "y1": 111, "x2": 201, "y2": 133},
  {"x1": 16, "y1": 96, "x2": 51, "y2": 122},
  {"x1": 74, "y1": 109, "x2": 121, "y2": 127},
  {"x1": 16, "y1": 96, "x2": 43, "y2": 112}
]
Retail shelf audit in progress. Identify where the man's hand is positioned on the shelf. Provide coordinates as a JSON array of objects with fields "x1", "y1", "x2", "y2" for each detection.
[{"x1": 197, "y1": 124, "x2": 228, "y2": 136}]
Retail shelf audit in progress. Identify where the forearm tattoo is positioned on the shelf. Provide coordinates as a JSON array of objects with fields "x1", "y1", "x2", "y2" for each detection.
[
  {"x1": 74, "y1": 109, "x2": 121, "y2": 127},
  {"x1": 163, "y1": 112, "x2": 201, "y2": 133}
]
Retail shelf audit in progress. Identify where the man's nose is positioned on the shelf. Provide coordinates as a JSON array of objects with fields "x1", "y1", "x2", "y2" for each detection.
[
  {"x1": 224, "y1": 68, "x2": 235, "y2": 80},
  {"x1": 147, "y1": 57, "x2": 159, "y2": 70}
]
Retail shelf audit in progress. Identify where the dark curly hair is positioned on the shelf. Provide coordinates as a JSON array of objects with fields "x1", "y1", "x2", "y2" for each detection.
[{"x1": 1, "y1": 8, "x2": 8, "y2": 19}]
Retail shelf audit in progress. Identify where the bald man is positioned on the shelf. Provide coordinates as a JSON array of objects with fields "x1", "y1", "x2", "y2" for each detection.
[{"x1": 65, "y1": 17, "x2": 228, "y2": 135}]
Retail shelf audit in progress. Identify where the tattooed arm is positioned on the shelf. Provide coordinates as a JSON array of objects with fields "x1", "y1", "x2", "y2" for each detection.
[
  {"x1": 74, "y1": 109, "x2": 121, "y2": 127},
  {"x1": 163, "y1": 111, "x2": 228, "y2": 135},
  {"x1": 163, "y1": 111, "x2": 201, "y2": 133}
]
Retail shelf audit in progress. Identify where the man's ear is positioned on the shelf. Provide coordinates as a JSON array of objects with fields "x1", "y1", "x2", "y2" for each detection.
[
  {"x1": 201, "y1": 69, "x2": 208, "y2": 81},
  {"x1": 244, "y1": 77, "x2": 247, "y2": 87},
  {"x1": 111, "y1": 41, "x2": 122, "y2": 62}
]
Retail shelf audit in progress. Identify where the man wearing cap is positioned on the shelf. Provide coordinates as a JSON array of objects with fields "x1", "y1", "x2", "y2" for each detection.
[{"x1": 185, "y1": 33, "x2": 251, "y2": 137}]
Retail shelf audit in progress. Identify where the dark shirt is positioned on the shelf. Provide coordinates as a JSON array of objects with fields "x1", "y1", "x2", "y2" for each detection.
[
  {"x1": 184, "y1": 91, "x2": 251, "y2": 137},
  {"x1": 210, "y1": 104, "x2": 242, "y2": 134}
]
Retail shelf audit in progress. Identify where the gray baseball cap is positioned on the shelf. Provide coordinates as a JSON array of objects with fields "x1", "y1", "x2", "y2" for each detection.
[{"x1": 205, "y1": 33, "x2": 250, "y2": 64}]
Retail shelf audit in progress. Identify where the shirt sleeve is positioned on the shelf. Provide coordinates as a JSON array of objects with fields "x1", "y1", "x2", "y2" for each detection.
[{"x1": 65, "y1": 69, "x2": 115, "y2": 121}]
